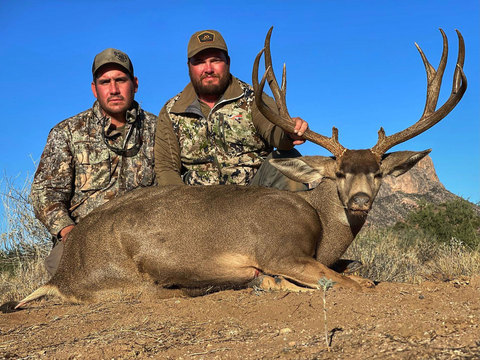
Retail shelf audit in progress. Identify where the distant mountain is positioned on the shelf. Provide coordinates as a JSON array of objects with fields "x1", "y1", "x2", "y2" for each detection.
[{"x1": 366, "y1": 156, "x2": 474, "y2": 228}]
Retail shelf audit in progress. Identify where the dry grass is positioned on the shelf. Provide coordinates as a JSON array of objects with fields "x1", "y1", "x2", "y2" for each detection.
[
  {"x1": 1, "y1": 174, "x2": 50, "y2": 303},
  {"x1": 0, "y1": 257, "x2": 49, "y2": 303},
  {"x1": 1, "y1": 174, "x2": 50, "y2": 253},
  {"x1": 428, "y1": 240, "x2": 480, "y2": 280},
  {"x1": 346, "y1": 227, "x2": 480, "y2": 284}
]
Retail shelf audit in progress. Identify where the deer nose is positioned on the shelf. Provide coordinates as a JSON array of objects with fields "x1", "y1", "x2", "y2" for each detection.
[{"x1": 350, "y1": 192, "x2": 371, "y2": 209}]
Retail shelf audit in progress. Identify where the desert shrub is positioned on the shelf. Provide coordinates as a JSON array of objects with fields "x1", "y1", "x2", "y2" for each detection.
[
  {"x1": 345, "y1": 227, "x2": 431, "y2": 283},
  {"x1": 393, "y1": 198, "x2": 480, "y2": 249},
  {"x1": 346, "y1": 225, "x2": 480, "y2": 284},
  {"x1": 0, "y1": 255, "x2": 49, "y2": 303},
  {"x1": 1, "y1": 174, "x2": 50, "y2": 302},
  {"x1": 1, "y1": 175, "x2": 50, "y2": 258}
]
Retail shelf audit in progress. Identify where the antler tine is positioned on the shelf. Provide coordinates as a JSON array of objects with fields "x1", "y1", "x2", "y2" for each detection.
[
  {"x1": 371, "y1": 29, "x2": 467, "y2": 158},
  {"x1": 263, "y1": 27, "x2": 290, "y2": 119},
  {"x1": 453, "y1": 29, "x2": 466, "y2": 91},
  {"x1": 253, "y1": 47, "x2": 296, "y2": 134},
  {"x1": 252, "y1": 27, "x2": 346, "y2": 158}
]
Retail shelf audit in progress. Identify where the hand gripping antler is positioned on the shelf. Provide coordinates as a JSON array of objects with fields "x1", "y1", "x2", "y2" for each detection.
[
  {"x1": 252, "y1": 27, "x2": 347, "y2": 159},
  {"x1": 370, "y1": 29, "x2": 467, "y2": 160}
]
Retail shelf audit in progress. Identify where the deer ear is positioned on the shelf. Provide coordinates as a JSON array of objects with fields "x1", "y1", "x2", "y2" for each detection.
[
  {"x1": 380, "y1": 149, "x2": 431, "y2": 177},
  {"x1": 269, "y1": 156, "x2": 336, "y2": 184}
]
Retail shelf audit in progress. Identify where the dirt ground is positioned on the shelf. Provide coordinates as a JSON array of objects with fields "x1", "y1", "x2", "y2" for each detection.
[{"x1": 1, "y1": 279, "x2": 479, "y2": 360}]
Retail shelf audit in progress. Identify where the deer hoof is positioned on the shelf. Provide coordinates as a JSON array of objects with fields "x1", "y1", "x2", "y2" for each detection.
[{"x1": 347, "y1": 274, "x2": 376, "y2": 288}]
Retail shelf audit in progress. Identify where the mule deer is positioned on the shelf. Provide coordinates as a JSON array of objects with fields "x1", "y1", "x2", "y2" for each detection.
[{"x1": 9, "y1": 27, "x2": 466, "y2": 310}]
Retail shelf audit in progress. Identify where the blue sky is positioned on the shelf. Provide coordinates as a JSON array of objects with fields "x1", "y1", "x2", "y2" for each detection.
[{"x1": 0, "y1": 0, "x2": 478, "y2": 203}]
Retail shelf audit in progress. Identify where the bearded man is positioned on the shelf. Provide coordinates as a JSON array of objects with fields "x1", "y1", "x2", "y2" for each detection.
[{"x1": 154, "y1": 29, "x2": 308, "y2": 189}]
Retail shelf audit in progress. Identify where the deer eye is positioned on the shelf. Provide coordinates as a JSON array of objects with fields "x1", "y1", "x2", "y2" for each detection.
[{"x1": 336, "y1": 172, "x2": 346, "y2": 179}]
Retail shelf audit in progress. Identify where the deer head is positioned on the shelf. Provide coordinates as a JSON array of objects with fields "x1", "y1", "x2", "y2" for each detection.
[{"x1": 253, "y1": 27, "x2": 467, "y2": 216}]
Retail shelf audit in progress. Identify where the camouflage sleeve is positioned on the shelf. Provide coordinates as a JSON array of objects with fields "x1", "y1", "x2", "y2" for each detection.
[
  {"x1": 154, "y1": 105, "x2": 185, "y2": 186},
  {"x1": 30, "y1": 125, "x2": 75, "y2": 236},
  {"x1": 251, "y1": 93, "x2": 294, "y2": 151}
]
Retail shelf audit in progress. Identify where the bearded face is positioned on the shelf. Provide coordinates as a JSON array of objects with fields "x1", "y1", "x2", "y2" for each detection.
[{"x1": 188, "y1": 49, "x2": 231, "y2": 98}]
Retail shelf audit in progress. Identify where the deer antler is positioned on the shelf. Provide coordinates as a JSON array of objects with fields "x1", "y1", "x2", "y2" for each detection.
[
  {"x1": 370, "y1": 29, "x2": 467, "y2": 159},
  {"x1": 252, "y1": 27, "x2": 346, "y2": 159}
]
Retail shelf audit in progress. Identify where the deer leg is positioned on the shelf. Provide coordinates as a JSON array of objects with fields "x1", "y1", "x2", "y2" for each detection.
[
  {"x1": 249, "y1": 275, "x2": 314, "y2": 292},
  {"x1": 265, "y1": 257, "x2": 363, "y2": 290}
]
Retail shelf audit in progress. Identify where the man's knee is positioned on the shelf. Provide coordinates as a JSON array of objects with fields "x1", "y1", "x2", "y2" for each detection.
[
  {"x1": 44, "y1": 241, "x2": 64, "y2": 277},
  {"x1": 251, "y1": 149, "x2": 308, "y2": 191}
]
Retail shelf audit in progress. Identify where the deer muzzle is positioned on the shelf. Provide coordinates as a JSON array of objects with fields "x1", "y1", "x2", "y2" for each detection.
[{"x1": 348, "y1": 192, "x2": 372, "y2": 213}]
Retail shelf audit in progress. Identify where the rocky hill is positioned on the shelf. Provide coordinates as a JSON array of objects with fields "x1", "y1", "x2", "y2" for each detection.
[{"x1": 366, "y1": 155, "x2": 467, "y2": 228}]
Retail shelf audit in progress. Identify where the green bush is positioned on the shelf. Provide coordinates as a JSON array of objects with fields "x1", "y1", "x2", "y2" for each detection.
[{"x1": 393, "y1": 198, "x2": 480, "y2": 249}]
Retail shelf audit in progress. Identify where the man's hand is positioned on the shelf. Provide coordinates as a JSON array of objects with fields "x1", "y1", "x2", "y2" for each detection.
[
  {"x1": 59, "y1": 225, "x2": 75, "y2": 242},
  {"x1": 288, "y1": 117, "x2": 308, "y2": 145}
]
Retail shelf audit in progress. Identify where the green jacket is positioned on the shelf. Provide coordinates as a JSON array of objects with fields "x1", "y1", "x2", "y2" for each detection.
[
  {"x1": 154, "y1": 76, "x2": 293, "y2": 186},
  {"x1": 31, "y1": 101, "x2": 157, "y2": 236}
]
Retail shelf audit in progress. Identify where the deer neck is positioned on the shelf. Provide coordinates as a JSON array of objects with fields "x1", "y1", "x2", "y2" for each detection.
[
  {"x1": 298, "y1": 179, "x2": 368, "y2": 235},
  {"x1": 295, "y1": 178, "x2": 367, "y2": 266}
]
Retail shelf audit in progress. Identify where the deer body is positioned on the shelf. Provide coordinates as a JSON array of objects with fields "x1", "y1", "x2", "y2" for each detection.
[
  {"x1": 14, "y1": 149, "x2": 428, "y2": 307},
  {"x1": 18, "y1": 184, "x2": 358, "y2": 305}
]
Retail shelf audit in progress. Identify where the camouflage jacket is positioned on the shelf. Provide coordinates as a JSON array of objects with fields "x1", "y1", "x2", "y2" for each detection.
[
  {"x1": 154, "y1": 76, "x2": 293, "y2": 186},
  {"x1": 31, "y1": 101, "x2": 157, "y2": 237}
]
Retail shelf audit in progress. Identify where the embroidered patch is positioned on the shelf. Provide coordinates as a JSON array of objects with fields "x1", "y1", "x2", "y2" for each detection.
[
  {"x1": 197, "y1": 32, "x2": 214, "y2": 43},
  {"x1": 113, "y1": 50, "x2": 128, "y2": 63}
]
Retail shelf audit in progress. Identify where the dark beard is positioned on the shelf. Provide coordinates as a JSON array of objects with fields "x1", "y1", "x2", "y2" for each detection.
[{"x1": 190, "y1": 72, "x2": 231, "y2": 97}]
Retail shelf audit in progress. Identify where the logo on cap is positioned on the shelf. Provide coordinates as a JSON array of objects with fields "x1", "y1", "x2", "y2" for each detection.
[
  {"x1": 113, "y1": 50, "x2": 128, "y2": 63},
  {"x1": 197, "y1": 32, "x2": 215, "y2": 43}
]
